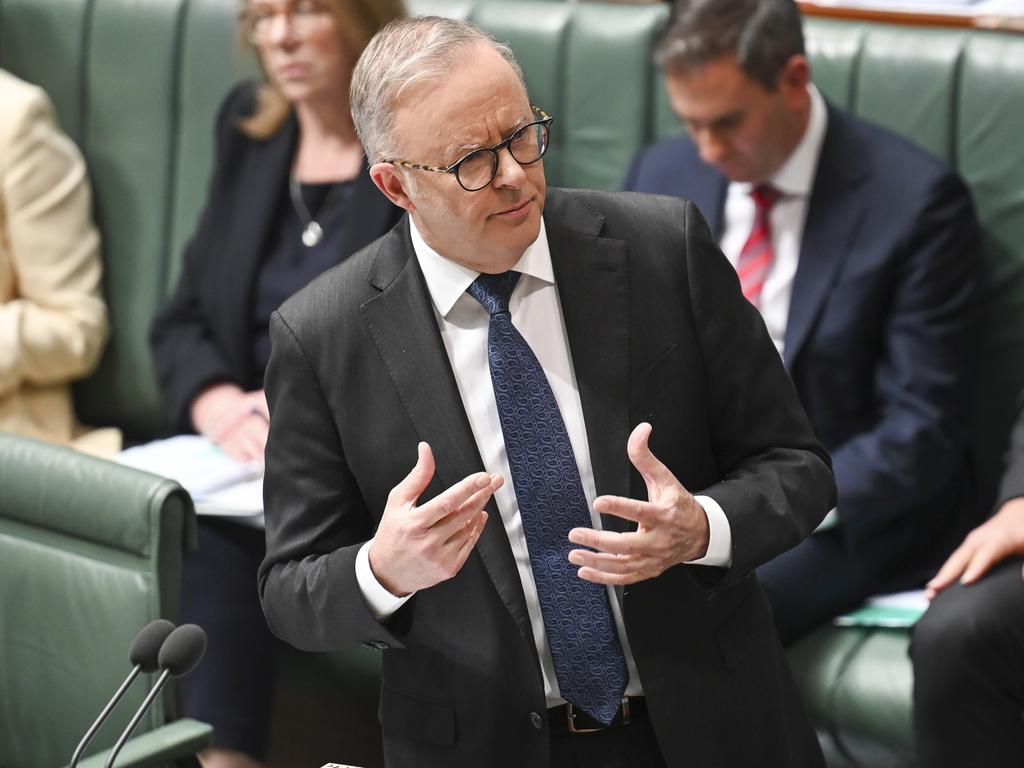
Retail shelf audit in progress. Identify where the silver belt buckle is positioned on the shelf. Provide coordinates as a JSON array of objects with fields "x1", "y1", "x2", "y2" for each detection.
[{"x1": 566, "y1": 699, "x2": 630, "y2": 734}]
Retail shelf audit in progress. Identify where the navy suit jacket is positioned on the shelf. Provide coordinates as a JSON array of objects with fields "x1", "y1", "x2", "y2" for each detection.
[{"x1": 625, "y1": 103, "x2": 980, "y2": 581}]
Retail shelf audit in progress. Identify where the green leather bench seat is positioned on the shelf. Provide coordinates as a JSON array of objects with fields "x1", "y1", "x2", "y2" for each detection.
[
  {"x1": 0, "y1": 434, "x2": 199, "y2": 768},
  {"x1": 2, "y1": 1, "x2": 1024, "y2": 764}
]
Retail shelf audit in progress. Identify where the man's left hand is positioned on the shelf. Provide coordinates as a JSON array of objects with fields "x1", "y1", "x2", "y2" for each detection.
[{"x1": 568, "y1": 422, "x2": 710, "y2": 585}]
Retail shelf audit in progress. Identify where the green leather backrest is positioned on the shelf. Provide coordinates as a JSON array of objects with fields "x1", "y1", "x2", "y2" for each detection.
[
  {"x1": 0, "y1": 0, "x2": 1022, "y2": 509},
  {"x1": 0, "y1": 434, "x2": 196, "y2": 768},
  {"x1": 409, "y1": 0, "x2": 670, "y2": 190}
]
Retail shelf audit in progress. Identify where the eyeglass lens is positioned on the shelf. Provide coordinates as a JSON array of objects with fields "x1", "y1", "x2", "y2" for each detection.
[
  {"x1": 246, "y1": 0, "x2": 326, "y2": 42},
  {"x1": 457, "y1": 121, "x2": 550, "y2": 191}
]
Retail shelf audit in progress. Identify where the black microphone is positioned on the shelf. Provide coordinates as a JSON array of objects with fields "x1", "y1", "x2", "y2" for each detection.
[
  {"x1": 68, "y1": 619, "x2": 176, "y2": 768},
  {"x1": 102, "y1": 623, "x2": 207, "y2": 768}
]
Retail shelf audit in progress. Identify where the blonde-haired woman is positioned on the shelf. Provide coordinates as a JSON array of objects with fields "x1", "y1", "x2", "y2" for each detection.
[{"x1": 151, "y1": 2, "x2": 405, "y2": 766}]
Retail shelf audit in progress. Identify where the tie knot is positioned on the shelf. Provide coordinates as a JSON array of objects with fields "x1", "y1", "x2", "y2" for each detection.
[
  {"x1": 751, "y1": 185, "x2": 781, "y2": 212},
  {"x1": 467, "y1": 271, "x2": 521, "y2": 316}
]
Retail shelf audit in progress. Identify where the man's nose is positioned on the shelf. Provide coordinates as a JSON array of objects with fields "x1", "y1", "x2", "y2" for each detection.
[
  {"x1": 695, "y1": 129, "x2": 729, "y2": 166},
  {"x1": 492, "y1": 146, "x2": 527, "y2": 188}
]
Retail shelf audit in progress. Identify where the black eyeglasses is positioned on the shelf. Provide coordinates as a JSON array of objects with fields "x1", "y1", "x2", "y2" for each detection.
[{"x1": 385, "y1": 106, "x2": 554, "y2": 192}]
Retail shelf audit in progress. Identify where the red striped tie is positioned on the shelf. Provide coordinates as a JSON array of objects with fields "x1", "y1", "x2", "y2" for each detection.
[{"x1": 736, "y1": 185, "x2": 781, "y2": 306}]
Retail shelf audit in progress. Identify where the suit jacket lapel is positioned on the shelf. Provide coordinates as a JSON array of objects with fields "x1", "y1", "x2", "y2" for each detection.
[
  {"x1": 784, "y1": 106, "x2": 869, "y2": 370},
  {"x1": 360, "y1": 223, "x2": 534, "y2": 643},
  {"x1": 545, "y1": 190, "x2": 632, "y2": 534}
]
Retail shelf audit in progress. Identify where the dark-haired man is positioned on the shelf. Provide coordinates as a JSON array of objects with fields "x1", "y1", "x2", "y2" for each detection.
[{"x1": 625, "y1": 0, "x2": 979, "y2": 644}]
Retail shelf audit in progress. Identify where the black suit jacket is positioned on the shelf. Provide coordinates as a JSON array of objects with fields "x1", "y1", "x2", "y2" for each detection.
[
  {"x1": 149, "y1": 83, "x2": 402, "y2": 431},
  {"x1": 624, "y1": 104, "x2": 980, "y2": 582},
  {"x1": 259, "y1": 188, "x2": 836, "y2": 767}
]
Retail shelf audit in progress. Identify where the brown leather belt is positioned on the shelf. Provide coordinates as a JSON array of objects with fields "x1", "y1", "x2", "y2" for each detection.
[{"x1": 547, "y1": 697, "x2": 647, "y2": 735}]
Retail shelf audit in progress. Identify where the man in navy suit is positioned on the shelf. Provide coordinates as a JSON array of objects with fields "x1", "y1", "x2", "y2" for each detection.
[{"x1": 625, "y1": 0, "x2": 980, "y2": 644}]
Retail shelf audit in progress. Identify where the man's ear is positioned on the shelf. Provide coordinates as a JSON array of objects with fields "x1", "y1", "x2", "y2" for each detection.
[
  {"x1": 370, "y1": 162, "x2": 416, "y2": 212},
  {"x1": 779, "y1": 54, "x2": 811, "y2": 92}
]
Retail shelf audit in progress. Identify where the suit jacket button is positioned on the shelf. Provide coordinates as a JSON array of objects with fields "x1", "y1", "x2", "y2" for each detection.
[{"x1": 529, "y1": 711, "x2": 544, "y2": 730}]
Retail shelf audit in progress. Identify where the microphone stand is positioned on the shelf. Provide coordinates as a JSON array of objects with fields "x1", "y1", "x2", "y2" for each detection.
[
  {"x1": 103, "y1": 668, "x2": 172, "y2": 768},
  {"x1": 68, "y1": 665, "x2": 141, "y2": 768}
]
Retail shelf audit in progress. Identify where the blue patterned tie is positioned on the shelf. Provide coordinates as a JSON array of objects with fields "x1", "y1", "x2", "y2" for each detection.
[{"x1": 467, "y1": 271, "x2": 628, "y2": 725}]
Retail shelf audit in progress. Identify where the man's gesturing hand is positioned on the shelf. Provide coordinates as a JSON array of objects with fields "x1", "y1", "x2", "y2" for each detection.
[
  {"x1": 369, "y1": 442, "x2": 503, "y2": 598},
  {"x1": 567, "y1": 423, "x2": 709, "y2": 585}
]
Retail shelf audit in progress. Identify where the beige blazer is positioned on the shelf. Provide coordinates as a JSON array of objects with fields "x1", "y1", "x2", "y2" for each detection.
[{"x1": 0, "y1": 69, "x2": 116, "y2": 452}]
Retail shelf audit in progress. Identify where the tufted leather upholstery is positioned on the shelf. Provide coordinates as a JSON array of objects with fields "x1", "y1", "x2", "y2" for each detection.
[{"x1": 1, "y1": 1, "x2": 1022, "y2": 764}]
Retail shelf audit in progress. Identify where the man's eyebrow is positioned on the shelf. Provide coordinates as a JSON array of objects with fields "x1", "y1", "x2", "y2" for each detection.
[
  {"x1": 682, "y1": 110, "x2": 744, "y2": 130},
  {"x1": 447, "y1": 113, "x2": 532, "y2": 157}
]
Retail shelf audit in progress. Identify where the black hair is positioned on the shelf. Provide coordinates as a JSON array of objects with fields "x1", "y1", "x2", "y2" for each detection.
[{"x1": 655, "y1": 0, "x2": 805, "y2": 89}]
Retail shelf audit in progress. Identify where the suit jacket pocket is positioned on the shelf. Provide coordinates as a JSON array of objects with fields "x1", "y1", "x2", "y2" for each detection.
[{"x1": 380, "y1": 685, "x2": 455, "y2": 746}]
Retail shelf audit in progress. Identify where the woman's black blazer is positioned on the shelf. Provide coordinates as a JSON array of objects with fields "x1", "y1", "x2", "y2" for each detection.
[{"x1": 150, "y1": 82, "x2": 403, "y2": 432}]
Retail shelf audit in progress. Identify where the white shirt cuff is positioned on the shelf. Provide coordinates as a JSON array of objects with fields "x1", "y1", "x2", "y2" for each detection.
[
  {"x1": 687, "y1": 495, "x2": 733, "y2": 567},
  {"x1": 355, "y1": 540, "x2": 414, "y2": 620}
]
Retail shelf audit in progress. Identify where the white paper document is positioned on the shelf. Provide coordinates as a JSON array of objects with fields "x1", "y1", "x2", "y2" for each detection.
[{"x1": 116, "y1": 436, "x2": 264, "y2": 523}]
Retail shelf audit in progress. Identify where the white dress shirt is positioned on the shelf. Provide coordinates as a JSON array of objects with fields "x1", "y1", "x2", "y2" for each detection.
[
  {"x1": 718, "y1": 85, "x2": 828, "y2": 357},
  {"x1": 355, "y1": 215, "x2": 733, "y2": 709}
]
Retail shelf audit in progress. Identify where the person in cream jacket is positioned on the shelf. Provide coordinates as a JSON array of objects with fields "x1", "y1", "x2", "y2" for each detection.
[{"x1": 0, "y1": 68, "x2": 113, "y2": 452}]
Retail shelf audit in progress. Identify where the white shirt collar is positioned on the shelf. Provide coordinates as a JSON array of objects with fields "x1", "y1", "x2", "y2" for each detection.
[
  {"x1": 409, "y1": 216, "x2": 554, "y2": 318},
  {"x1": 735, "y1": 83, "x2": 828, "y2": 199}
]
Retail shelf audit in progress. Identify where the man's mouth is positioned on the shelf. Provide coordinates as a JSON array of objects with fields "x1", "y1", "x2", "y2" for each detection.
[{"x1": 493, "y1": 199, "x2": 532, "y2": 218}]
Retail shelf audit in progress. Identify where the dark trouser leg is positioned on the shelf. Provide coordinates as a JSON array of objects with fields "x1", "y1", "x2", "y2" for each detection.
[
  {"x1": 756, "y1": 529, "x2": 872, "y2": 646},
  {"x1": 911, "y1": 558, "x2": 1024, "y2": 768},
  {"x1": 180, "y1": 518, "x2": 281, "y2": 761}
]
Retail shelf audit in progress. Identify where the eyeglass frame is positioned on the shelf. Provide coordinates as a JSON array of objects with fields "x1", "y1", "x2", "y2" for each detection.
[
  {"x1": 383, "y1": 106, "x2": 554, "y2": 192},
  {"x1": 239, "y1": 0, "x2": 332, "y2": 45}
]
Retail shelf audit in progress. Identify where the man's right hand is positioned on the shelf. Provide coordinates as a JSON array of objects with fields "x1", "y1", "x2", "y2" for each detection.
[
  {"x1": 926, "y1": 496, "x2": 1024, "y2": 599},
  {"x1": 369, "y1": 442, "x2": 503, "y2": 597}
]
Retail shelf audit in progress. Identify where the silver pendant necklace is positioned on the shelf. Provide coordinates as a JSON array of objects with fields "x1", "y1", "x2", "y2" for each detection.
[{"x1": 289, "y1": 175, "x2": 344, "y2": 247}]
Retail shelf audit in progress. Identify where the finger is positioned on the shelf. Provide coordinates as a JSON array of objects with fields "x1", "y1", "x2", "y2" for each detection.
[
  {"x1": 245, "y1": 412, "x2": 270, "y2": 450},
  {"x1": 592, "y1": 494, "x2": 652, "y2": 526},
  {"x1": 576, "y1": 565, "x2": 643, "y2": 586},
  {"x1": 568, "y1": 549, "x2": 638, "y2": 575},
  {"x1": 568, "y1": 527, "x2": 644, "y2": 557},
  {"x1": 926, "y1": 543, "x2": 974, "y2": 593},
  {"x1": 218, "y1": 438, "x2": 250, "y2": 463},
  {"x1": 626, "y1": 422, "x2": 679, "y2": 495},
  {"x1": 417, "y1": 471, "x2": 498, "y2": 527},
  {"x1": 231, "y1": 416, "x2": 268, "y2": 462},
  {"x1": 961, "y1": 545, "x2": 1006, "y2": 585},
  {"x1": 436, "y1": 476, "x2": 504, "y2": 542},
  {"x1": 389, "y1": 442, "x2": 436, "y2": 509},
  {"x1": 250, "y1": 389, "x2": 270, "y2": 419},
  {"x1": 451, "y1": 510, "x2": 489, "y2": 571}
]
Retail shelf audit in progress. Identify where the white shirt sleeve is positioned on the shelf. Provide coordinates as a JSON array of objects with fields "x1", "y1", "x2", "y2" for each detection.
[
  {"x1": 355, "y1": 540, "x2": 414, "y2": 620},
  {"x1": 686, "y1": 495, "x2": 733, "y2": 567}
]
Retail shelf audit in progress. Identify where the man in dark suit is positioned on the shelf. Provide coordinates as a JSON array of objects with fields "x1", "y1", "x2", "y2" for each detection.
[
  {"x1": 625, "y1": 0, "x2": 979, "y2": 645},
  {"x1": 911, "y1": 402, "x2": 1024, "y2": 768},
  {"x1": 258, "y1": 16, "x2": 835, "y2": 768}
]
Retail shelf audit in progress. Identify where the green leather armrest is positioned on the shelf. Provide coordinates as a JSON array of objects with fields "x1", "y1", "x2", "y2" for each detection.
[{"x1": 71, "y1": 719, "x2": 213, "y2": 768}]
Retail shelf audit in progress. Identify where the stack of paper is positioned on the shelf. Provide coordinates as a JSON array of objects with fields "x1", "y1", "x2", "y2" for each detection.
[{"x1": 116, "y1": 435, "x2": 264, "y2": 523}]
